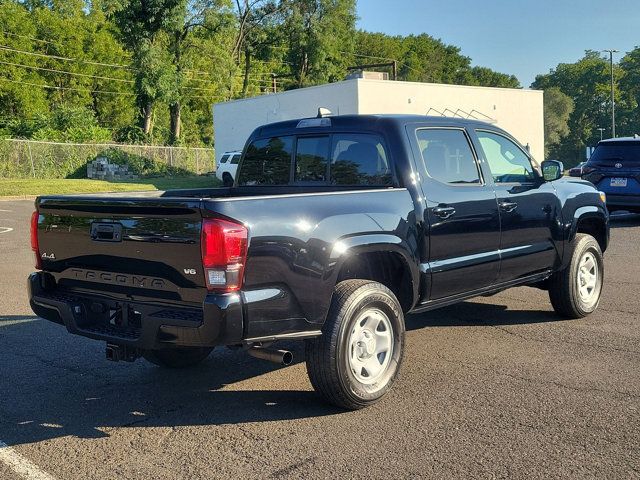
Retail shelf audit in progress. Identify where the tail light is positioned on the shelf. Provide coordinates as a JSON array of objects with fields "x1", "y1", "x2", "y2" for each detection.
[
  {"x1": 30, "y1": 211, "x2": 41, "y2": 269},
  {"x1": 581, "y1": 165, "x2": 596, "y2": 175},
  {"x1": 201, "y1": 218, "x2": 248, "y2": 292}
]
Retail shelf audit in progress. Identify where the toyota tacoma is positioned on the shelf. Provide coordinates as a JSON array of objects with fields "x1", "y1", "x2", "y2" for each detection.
[{"x1": 28, "y1": 114, "x2": 609, "y2": 410}]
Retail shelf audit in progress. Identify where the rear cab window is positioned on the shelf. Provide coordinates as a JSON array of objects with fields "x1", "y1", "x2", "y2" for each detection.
[
  {"x1": 237, "y1": 132, "x2": 392, "y2": 187},
  {"x1": 237, "y1": 136, "x2": 294, "y2": 186}
]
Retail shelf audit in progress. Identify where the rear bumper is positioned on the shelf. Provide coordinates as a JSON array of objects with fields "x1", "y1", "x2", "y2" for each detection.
[
  {"x1": 28, "y1": 272, "x2": 244, "y2": 349},
  {"x1": 606, "y1": 194, "x2": 640, "y2": 211}
]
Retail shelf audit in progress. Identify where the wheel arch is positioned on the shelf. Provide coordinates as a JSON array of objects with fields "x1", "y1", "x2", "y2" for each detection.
[
  {"x1": 330, "y1": 234, "x2": 420, "y2": 313},
  {"x1": 570, "y1": 206, "x2": 609, "y2": 253}
]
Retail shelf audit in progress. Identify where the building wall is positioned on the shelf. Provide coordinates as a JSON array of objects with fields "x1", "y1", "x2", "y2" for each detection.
[
  {"x1": 355, "y1": 79, "x2": 545, "y2": 162},
  {"x1": 213, "y1": 78, "x2": 545, "y2": 165},
  {"x1": 213, "y1": 81, "x2": 359, "y2": 162}
]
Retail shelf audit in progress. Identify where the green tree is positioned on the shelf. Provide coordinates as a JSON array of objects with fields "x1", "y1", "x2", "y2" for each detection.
[
  {"x1": 353, "y1": 31, "x2": 519, "y2": 88},
  {"x1": 110, "y1": 0, "x2": 185, "y2": 137},
  {"x1": 532, "y1": 51, "x2": 619, "y2": 165},
  {"x1": 283, "y1": 0, "x2": 357, "y2": 87},
  {"x1": 542, "y1": 87, "x2": 574, "y2": 158},
  {"x1": 619, "y1": 47, "x2": 640, "y2": 136}
]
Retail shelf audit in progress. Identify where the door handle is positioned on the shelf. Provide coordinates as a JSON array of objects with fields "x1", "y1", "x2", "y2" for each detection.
[
  {"x1": 432, "y1": 206, "x2": 456, "y2": 219},
  {"x1": 498, "y1": 201, "x2": 518, "y2": 213}
]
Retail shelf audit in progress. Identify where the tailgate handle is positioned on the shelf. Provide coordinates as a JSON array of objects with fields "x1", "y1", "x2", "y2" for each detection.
[{"x1": 90, "y1": 223, "x2": 123, "y2": 242}]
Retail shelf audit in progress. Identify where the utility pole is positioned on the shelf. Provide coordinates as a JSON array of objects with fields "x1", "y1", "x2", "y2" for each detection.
[{"x1": 603, "y1": 49, "x2": 619, "y2": 138}]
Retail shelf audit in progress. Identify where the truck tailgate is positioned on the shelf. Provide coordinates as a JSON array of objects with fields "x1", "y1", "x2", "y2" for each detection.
[{"x1": 36, "y1": 195, "x2": 207, "y2": 306}]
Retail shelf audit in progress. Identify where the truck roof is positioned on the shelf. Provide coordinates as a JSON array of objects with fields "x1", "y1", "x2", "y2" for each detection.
[{"x1": 253, "y1": 114, "x2": 500, "y2": 138}]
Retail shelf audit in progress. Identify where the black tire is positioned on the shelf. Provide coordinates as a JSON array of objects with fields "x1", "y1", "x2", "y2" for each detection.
[
  {"x1": 549, "y1": 233, "x2": 604, "y2": 319},
  {"x1": 305, "y1": 280, "x2": 405, "y2": 410},
  {"x1": 142, "y1": 347, "x2": 213, "y2": 368},
  {"x1": 222, "y1": 172, "x2": 233, "y2": 187}
]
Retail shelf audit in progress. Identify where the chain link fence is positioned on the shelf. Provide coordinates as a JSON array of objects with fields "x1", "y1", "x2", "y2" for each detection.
[{"x1": 0, "y1": 139, "x2": 216, "y2": 179}]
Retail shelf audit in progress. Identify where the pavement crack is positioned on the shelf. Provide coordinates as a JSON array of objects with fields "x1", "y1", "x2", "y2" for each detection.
[
  {"x1": 435, "y1": 354, "x2": 640, "y2": 400},
  {"x1": 488, "y1": 324, "x2": 640, "y2": 356},
  {"x1": 8, "y1": 350, "x2": 104, "y2": 379},
  {"x1": 270, "y1": 456, "x2": 317, "y2": 478}
]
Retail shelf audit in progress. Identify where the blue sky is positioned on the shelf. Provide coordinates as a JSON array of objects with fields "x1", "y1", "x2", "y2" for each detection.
[{"x1": 356, "y1": 0, "x2": 639, "y2": 87}]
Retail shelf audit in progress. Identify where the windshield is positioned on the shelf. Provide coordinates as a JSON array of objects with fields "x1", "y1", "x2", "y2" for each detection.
[{"x1": 590, "y1": 143, "x2": 640, "y2": 166}]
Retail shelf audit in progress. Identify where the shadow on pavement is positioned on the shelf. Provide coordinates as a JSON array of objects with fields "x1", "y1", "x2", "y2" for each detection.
[
  {"x1": 609, "y1": 212, "x2": 640, "y2": 228},
  {"x1": 406, "y1": 299, "x2": 559, "y2": 331},
  {"x1": 0, "y1": 319, "x2": 341, "y2": 446},
  {"x1": 1, "y1": 298, "x2": 559, "y2": 446}
]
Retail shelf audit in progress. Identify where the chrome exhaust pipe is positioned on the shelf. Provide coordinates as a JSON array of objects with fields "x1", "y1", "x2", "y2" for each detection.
[{"x1": 248, "y1": 346, "x2": 293, "y2": 366}]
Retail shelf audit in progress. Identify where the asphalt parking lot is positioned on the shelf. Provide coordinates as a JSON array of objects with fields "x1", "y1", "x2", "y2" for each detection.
[{"x1": 0, "y1": 199, "x2": 638, "y2": 479}]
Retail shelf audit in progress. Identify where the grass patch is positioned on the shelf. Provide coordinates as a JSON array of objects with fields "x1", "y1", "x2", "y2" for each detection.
[{"x1": 0, "y1": 176, "x2": 220, "y2": 197}]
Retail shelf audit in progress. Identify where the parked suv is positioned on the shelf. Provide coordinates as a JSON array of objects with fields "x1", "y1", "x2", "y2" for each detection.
[
  {"x1": 582, "y1": 136, "x2": 640, "y2": 212},
  {"x1": 215, "y1": 150, "x2": 242, "y2": 186}
]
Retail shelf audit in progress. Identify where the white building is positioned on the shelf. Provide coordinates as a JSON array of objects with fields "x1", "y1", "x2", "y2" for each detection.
[{"x1": 213, "y1": 78, "x2": 544, "y2": 164}]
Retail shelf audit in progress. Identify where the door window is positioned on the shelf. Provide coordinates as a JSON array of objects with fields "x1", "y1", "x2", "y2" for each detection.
[
  {"x1": 416, "y1": 129, "x2": 481, "y2": 185},
  {"x1": 476, "y1": 131, "x2": 536, "y2": 183}
]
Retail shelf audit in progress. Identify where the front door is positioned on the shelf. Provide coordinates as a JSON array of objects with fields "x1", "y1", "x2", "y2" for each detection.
[
  {"x1": 412, "y1": 127, "x2": 501, "y2": 300},
  {"x1": 473, "y1": 129, "x2": 561, "y2": 282}
]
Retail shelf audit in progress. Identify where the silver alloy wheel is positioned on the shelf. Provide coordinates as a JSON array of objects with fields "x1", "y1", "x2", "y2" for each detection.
[
  {"x1": 577, "y1": 251, "x2": 599, "y2": 304},
  {"x1": 348, "y1": 308, "x2": 394, "y2": 385}
]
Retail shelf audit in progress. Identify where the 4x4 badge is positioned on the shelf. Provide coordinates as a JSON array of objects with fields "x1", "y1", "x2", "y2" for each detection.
[
  {"x1": 41, "y1": 252, "x2": 55, "y2": 260},
  {"x1": 615, "y1": 163, "x2": 623, "y2": 168}
]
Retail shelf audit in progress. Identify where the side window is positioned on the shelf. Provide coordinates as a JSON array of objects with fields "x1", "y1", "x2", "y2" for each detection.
[
  {"x1": 295, "y1": 136, "x2": 329, "y2": 182},
  {"x1": 219, "y1": 154, "x2": 230, "y2": 164},
  {"x1": 330, "y1": 134, "x2": 392, "y2": 185},
  {"x1": 476, "y1": 130, "x2": 536, "y2": 183},
  {"x1": 416, "y1": 129, "x2": 481, "y2": 185},
  {"x1": 230, "y1": 154, "x2": 241, "y2": 165},
  {"x1": 236, "y1": 136, "x2": 293, "y2": 186}
]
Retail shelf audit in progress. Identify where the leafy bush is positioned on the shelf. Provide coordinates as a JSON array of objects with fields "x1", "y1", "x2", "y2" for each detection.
[{"x1": 92, "y1": 148, "x2": 194, "y2": 177}]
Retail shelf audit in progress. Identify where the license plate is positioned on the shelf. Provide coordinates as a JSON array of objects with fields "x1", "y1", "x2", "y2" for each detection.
[{"x1": 610, "y1": 177, "x2": 627, "y2": 187}]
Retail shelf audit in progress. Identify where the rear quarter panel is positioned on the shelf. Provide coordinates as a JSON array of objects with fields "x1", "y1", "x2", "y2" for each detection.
[{"x1": 203, "y1": 189, "x2": 420, "y2": 339}]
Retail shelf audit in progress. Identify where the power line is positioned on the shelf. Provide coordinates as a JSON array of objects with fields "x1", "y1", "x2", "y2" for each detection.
[
  {"x1": 0, "y1": 60, "x2": 134, "y2": 83},
  {"x1": 0, "y1": 45, "x2": 133, "y2": 69},
  {"x1": 0, "y1": 77, "x2": 136, "y2": 96},
  {"x1": 0, "y1": 43, "x2": 283, "y2": 84},
  {"x1": 338, "y1": 50, "x2": 395, "y2": 62}
]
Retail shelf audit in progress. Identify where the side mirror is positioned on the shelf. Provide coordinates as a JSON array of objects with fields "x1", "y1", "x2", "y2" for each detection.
[{"x1": 541, "y1": 160, "x2": 563, "y2": 182}]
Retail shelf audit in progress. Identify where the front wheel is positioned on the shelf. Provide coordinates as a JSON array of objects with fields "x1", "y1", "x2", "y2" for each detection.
[
  {"x1": 305, "y1": 280, "x2": 405, "y2": 410},
  {"x1": 142, "y1": 347, "x2": 214, "y2": 368},
  {"x1": 549, "y1": 233, "x2": 604, "y2": 318}
]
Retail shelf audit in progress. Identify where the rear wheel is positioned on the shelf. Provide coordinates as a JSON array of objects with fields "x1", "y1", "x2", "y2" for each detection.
[
  {"x1": 142, "y1": 347, "x2": 213, "y2": 368},
  {"x1": 549, "y1": 233, "x2": 604, "y2": 318},
  {"x1": 222, "y1": 172, "x2": 233, "y2": 187},
  {"x1": 305, "y1": 280, "x2": 405, "y2": 410}
]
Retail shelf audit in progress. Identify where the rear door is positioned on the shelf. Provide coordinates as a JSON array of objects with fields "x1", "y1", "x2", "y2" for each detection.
[
  {"x1": 410, "y1": 127, "x2": 501, "y2": 300},
  {"x1": 36, "y1": 196, "x2": 207, "y2": 305},
  {"x1": 473, "y1": 129, "x2": 560, "y2": 282}
]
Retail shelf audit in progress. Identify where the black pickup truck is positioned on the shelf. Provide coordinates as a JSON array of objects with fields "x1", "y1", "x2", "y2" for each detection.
[{"x1": 28, "y1": 114, "x2": 609, "y2": 410}]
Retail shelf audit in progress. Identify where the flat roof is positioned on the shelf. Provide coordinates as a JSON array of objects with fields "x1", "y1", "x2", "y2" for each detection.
[{"x1": 215, "y1": 78, "x2": 542, "y2": 107}]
